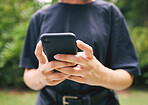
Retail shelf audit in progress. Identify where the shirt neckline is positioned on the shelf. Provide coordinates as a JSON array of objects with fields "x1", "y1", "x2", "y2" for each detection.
[{"x1": 57, "y1": 1, "x2": 96, "y2": 7}]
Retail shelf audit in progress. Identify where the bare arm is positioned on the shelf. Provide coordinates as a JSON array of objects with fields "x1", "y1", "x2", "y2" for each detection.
[
  {"x1": 23, "y1": 68, "x2": 45, "y2": 90},
  {"x1": 24, "y1": 40, "x2": 133, "y2": 91},
  {"x1": 90, "y1": 64, "x2": 133, "y2": 90},
  {"x1": 23, "y1": 41, "x2": 75, "y2": 90},
  {"x1": 54, "y1": 40, "x2": 133, "y2": 91}
]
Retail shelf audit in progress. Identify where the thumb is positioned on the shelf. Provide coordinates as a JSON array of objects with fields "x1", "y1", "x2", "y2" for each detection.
[{"x1": 35, "y1": 41, "x2": 48, "y2": 64}]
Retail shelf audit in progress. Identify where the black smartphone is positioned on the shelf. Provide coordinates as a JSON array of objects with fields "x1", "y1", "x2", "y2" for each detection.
[{"x1": 40, "y1": 33, "x2": 77, "y2": 61}]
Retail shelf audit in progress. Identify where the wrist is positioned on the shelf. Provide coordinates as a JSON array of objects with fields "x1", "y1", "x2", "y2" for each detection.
[
  {"x1": 94, "y1": 63, "x2": 114, "y2": 86},
  {"x1": 36, "y1": 68, "x2": 46, "y2": 88},
  {"x1": 99, "y1": 67, "x2": 114, "y2": 85}
]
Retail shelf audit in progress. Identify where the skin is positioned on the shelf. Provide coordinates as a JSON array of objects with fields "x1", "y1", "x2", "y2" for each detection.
[
  {"x1": 58, "y1": 0, "x2": 95, "y2": 4},
  {"x1": 23, "y1": 0, "x2": 133, "y2": 91}
]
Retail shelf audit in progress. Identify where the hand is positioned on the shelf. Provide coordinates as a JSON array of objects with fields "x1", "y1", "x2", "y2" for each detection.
[
  {"x1": 35, "y1": 41, "x2": 76, "y2": 86},
  {"x1": 54, "y1": 40, "x2": 107, "y2": 86}
]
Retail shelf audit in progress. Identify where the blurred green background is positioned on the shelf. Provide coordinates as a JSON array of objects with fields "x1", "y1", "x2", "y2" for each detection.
[{"x1": 0, "y1": 0, "x2": 148, "y2": 104}]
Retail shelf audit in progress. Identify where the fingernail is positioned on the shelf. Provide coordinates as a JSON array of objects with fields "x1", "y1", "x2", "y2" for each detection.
[{"x1": 54, "y1": 55, "x2": 60, "y2": 59}]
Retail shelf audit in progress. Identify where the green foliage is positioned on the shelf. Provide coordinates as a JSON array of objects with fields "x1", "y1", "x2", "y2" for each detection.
[
  {"x1": 0, "y1": 22, "x2": 29, "y2": 88},
  {"x1": 117, "y1": 0, "x2": 148, "y2": 26},
  {"x1": 0, "y1": 0, "x2": 40, "y2": 33},
  {"x1": 51, "y1": 0, "x2": 58, "y2": 4},
  {"x1": 0, "y1": 0, "x2": 41, "y2": 88},
  {"x1": 130, "y1": 27, "x2": 148, "y2": 85},
  {"x1": 130, "y1": 27, "x2": 148, "y2": 69},
  {"x1": 105, "y1": 0, "x2": 148, "y2": 26}
]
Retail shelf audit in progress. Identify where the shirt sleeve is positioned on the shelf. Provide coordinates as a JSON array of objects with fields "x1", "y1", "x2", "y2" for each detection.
[
  {"x1": 19, "y1": 12, "x2": 41, "y2": 69},
  {"x1": 106, "y1": 4, "x2": 141, "y2": 76}
]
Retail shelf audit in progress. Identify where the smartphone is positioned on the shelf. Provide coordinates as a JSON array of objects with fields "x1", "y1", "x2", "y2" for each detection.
[{"x1": 40, "y1": 33, "x2": 77, "y2": 61}]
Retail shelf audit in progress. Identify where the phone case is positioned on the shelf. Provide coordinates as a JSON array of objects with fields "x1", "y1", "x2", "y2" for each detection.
[{"x1": 40, "y1": 33, "x2": 77, "y2": 61}]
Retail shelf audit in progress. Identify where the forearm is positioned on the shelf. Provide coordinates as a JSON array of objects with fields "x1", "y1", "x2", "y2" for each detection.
[
  {"x1": 97, "y1": 66, "x2": 133, "y2": 91},
  {"x1": 23, "y1": 68, "x2": 46, "y2": 90},
  {"x1": 52, "y1": 40, "x2": 134, "y2": 91}
]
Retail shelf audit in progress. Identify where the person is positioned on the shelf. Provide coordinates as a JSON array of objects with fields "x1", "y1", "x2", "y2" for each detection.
[{"x1": 19, "y1": 0, "x2": 141, "y2": 105}]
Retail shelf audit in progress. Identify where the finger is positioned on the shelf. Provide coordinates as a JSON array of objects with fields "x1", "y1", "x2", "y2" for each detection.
[
  {"x1": 40, "y1": 61, "x2": 76, "y2": 74},
  {"x1": 47, "y1": 78, "x2": 66, "y2": 86},
  {"x1": 35, "y1": 41, "x2": 47, "y2": 64},
  {"x1": 44, "y1": 72, "x2": 69, "y2": 81},
  {"x1": 56, "y1": 66, "x2": 83, "y2": 76},
  {"x1": 76, "y1": 40, "x2": 93, "y2": 59},
  {"x1": 67, "y1": 75, "x2": 86, "y2": 84},
  {"x1": 54, "y1": 54, "x2": 87, "y2": 67}
]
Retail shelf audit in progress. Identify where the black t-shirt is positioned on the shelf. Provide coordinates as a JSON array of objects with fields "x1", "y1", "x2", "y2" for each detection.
[{"x1": 20, "y1": 1, "x2": 141, "y2": 105}]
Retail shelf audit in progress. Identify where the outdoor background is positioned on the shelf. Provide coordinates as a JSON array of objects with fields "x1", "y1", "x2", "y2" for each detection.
[{"x1": 0, "y1": 0, "x2": 148, "y2": 105}]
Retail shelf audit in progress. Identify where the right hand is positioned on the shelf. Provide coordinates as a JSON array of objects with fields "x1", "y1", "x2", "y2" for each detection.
[{"x1": 35, "y1": 41, "x2": 76, "y2": 86}]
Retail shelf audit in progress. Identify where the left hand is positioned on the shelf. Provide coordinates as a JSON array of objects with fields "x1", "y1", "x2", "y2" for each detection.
[{"x1": 54, "y1": 40, "x2": 107, "y2": 86}]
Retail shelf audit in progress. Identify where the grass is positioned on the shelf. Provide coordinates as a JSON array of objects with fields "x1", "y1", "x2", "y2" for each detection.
[
  {"x1": 117, "y1": 88, "x2": 148, "y2": 105},
  {"x1": 0, "y1": 88, "x2": 148, "y2": 105},
  {"x1": 0, "y1": 90, "x2": 38, "y2": 105}
]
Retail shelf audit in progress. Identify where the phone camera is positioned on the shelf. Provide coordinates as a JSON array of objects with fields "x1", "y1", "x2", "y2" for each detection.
[{"x1": 44, "y1": 38, "x2": 50, "y2": 43}]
